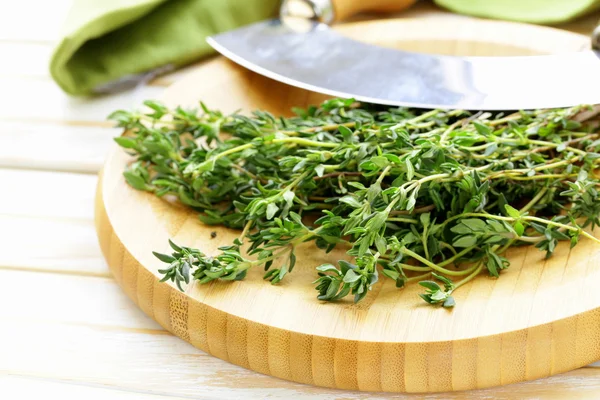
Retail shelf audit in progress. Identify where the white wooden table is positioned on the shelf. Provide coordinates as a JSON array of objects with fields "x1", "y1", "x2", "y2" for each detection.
[{"x1": 3, "y1": 1, "x2": 600, "y2": 398}]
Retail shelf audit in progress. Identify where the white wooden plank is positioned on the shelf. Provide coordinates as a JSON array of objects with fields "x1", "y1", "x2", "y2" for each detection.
[
  {"x1": 0, "y1": 43, "x2": 53, "y2": 78},
  {"x1": 0, "y1": 215, "x2": 106, "y2": 275},
  {"x1": 0, "y1": 169, "x2": 105, "y2": 274},
  {"x1": 0, "y1": 121, "x2": 114, "y2": 173},
  {"x1": 0, "y1": 169, "x2": 96, "y2": 219},
  {"x1": 0, "y1": 78, "x2": 164, "y2": 122},
  {"x1": 2, "y1": 316, "x2": 600, "y2": 399},
  {"x1": 0, "y1": 269, "x2": 159, "y2": 330},
  {"x1": 0, "y1": 376, "x2": 188, "y2": 400},
  {"x1": 0, "y1": 0, "x2": 72, "y2": 42}
]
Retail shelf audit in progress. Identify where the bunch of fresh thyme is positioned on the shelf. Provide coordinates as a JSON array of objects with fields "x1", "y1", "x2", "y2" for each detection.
[{"x1": 110, "y1": 98, "x2": 600, "y2": 307}]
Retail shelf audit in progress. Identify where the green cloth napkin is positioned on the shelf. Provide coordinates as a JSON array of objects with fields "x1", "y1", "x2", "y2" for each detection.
[
  {"x1": 50, "y1": 0, "x2": 279, "y2": 95},
  {"x1": 436, "y1": 0, "x2": 600, "y2": 24},
  {"x1": 50, "y1": 0, "x2": 599, "y2": 96}
]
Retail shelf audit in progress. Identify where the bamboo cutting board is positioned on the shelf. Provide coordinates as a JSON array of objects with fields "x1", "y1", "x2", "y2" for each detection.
[{"x1": 95, "y1": 17, "x2": 600, "y2": 393}]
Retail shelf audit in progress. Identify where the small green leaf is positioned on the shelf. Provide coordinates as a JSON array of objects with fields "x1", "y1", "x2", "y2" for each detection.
[
  {"x1": 443, "y1": 296, "x2": 456, "y2": 308},
  {"x1": 143, "y1": 100, "x2": 168, "y2": 117},
  {"x1": 430, "y1": 290, "x2": 447, "y2": 302},
  {"x1": 419, "y1": 280, "x2": 441, "y2": 291},
  {"x1": 406, "y1": 194, "x2": 417, "y2": 211},
  {"x1": 375, "y1": 236, "x2": 387, "y2": 255},
  {"x1": 450, "y1": 224, "x2": 471, "y2": 235},
  {"x1": 315, "y1": 164, "x2": 325, "y2": 177},
  {"x1": 487, "y1": 220, "x2": 506, "y2": 233},
  {"x1": 354, "y1": 288, "x2": 369, "y2": 303},
  {"x1": 338, "y1": 260, "x2": 356, "y2": 274},
  {"x1": 168, "y1": 239, "x2": 183, "y2": 253},
  {"x1": 381, "y1": 268, "x2": 400, "y2": 281},
  {"x1": 266, "y1": 203, "x2": 279, "y2": 219},
  {"x1": 420, "y1": 212, "x2": 430, "y2": 227},
  {"x1": 316, "y1": 263, "x2": 338, "y2": 273},
  {"x1": 453, "y1": 235, "x2": 478, "y2": 248},
  {"x1": 514, "y1": 220, "x2": 525, "y2": 237},
  {"x1": 114, "y1": 136, "x2": 138, "y2": 149},
  {"x1": 283, "y1": 191, "x2": 295, "y2": 206},
  {"x1": 197, "y1": 159, "x2": 216, "y2": 173},
  {"x1": 371, "y1": 156, "x2": 389, "y2": 168},
  {"x1": 338, "y1": 125, "x2": 354, "y2": 141},
  {"x1": 483, "y1": 143, "x2": 498, "y2": 156},
  {"x1": 484, "y1": 236, "x2": 504, "y2": 244},
  {"x1": 460, "y1": 218, "x2": 487, "y2": 232},
  {"x1": 473, "y1": 121, "x2": 491, "y2": 136},
  {"x1": 431, "y1": 272, "x2": 455, "y2": 290},
  {"x1": 153, "y1": 252, "x2": 175, "y2": 264},
  {"x1": 505, "y1": 204, "x2": 521, "y2": 219},
  {"x1": 486, "y1": 256, "x2": 499, "y2": 277},
  {"x1": 401, "y1": 232, "x2": 418, "y2": 245},
  {"x1": 123, "y1": 171, "x2": 148, "y2": 191},
  {"x1": 263, "y1": 269, "x2": 279, "y2": 282},
  {"x1": 339, "y1": 195, "x2": 362, "y2": 208},
  {"x1": 178, "y1": 187, "x2": 205, "y2": 208},
  {"x1": 570, "y1": 235, "x2": 579, "y2": 248},
  {"x1": 383, "y1": 153, "x2": 401, "y2": 164},
  {"x1": 343, "y1": 269, "x2": 362, "y2": 283},
  {"x1": 278, "y1": 264, "x2": 289, "y2": 280},
  {"x1": 419, "y1": 293, "x2": 434, "y2": 304},
  {"x1": 406, "y1": 158, "x2": 414, "y2": 181},
  {"x1": 324, "y1": 279, "x2": 341, "y2": 299}
]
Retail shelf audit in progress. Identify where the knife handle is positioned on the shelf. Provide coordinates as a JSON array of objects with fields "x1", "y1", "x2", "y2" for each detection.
[
  {"x1": 280, "y1": 0, "x2": 416, "y2": 25},
  {"x1": 332, "y1": 0, "x2": 417, "y2": 22}
]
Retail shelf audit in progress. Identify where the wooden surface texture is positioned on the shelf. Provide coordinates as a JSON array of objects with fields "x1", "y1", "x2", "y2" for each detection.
[{"x1": 4, "y1": 1, "x2": 600, "y2": 398}]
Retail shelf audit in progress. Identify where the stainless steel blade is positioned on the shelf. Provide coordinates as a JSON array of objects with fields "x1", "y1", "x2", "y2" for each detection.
[{"x1": 207, "y1": 19, "x2": 600, "y2": 110}]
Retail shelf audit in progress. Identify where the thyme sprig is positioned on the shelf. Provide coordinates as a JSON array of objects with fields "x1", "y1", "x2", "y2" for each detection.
[{"x1": 110, "y1": 99, "x2": 600, "y2": 307}]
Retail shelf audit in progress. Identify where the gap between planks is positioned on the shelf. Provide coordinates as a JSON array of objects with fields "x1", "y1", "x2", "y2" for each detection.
[
  {"x1": 0, "y1": 268, "x2": 161, "y2": 330},
  {"x1": 0, "y1": 168, "x2": 104, "y2": 275},
  {"x1": 0, "y1": 121, "x2": 115, "y2": 173},
  {"x1": 0, "y1": 168, "x2": 96, "y2": 219},
  {"x1": 0, "y1": 215, "x2": 107, "y2": 277},
  {"x1": 0, "y1": 264, "x2": 110, "y2": 279}
]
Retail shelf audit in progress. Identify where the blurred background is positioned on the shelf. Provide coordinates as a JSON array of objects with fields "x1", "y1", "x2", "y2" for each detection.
[{"x1": 2, "y1": 0, "x2": 600, "y2": 399}]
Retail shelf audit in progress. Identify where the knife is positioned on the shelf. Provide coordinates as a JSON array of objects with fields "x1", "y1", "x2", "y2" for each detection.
[{"x1": 207, "y1": 0, "x2": 600, "y2": 110}]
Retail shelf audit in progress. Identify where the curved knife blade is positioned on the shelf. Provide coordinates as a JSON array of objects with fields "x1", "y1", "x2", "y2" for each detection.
[{"x1": 207, "y1": 20, "x2": 600, "y2": 110}]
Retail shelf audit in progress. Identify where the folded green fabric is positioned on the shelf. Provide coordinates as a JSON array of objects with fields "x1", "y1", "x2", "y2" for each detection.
[
  {"x1": 50, "y1": 0, "x2": 279, "y2": 95},
  {"x1": 51, "y1": 0, "x2": 599, "y2": 96},
  {"x1": 435, "y1": 0, "x2": 600, "y2": 24}
]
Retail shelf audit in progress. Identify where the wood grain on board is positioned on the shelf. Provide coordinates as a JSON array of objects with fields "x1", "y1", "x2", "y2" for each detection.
[{"x1": 96, "y1": 17, "x2": 600, "y2": 393}]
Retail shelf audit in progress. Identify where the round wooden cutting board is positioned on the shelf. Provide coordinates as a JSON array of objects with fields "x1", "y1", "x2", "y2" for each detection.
[{"x1": 95, "y1": 17, "x2": 600, "y2": 393}]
